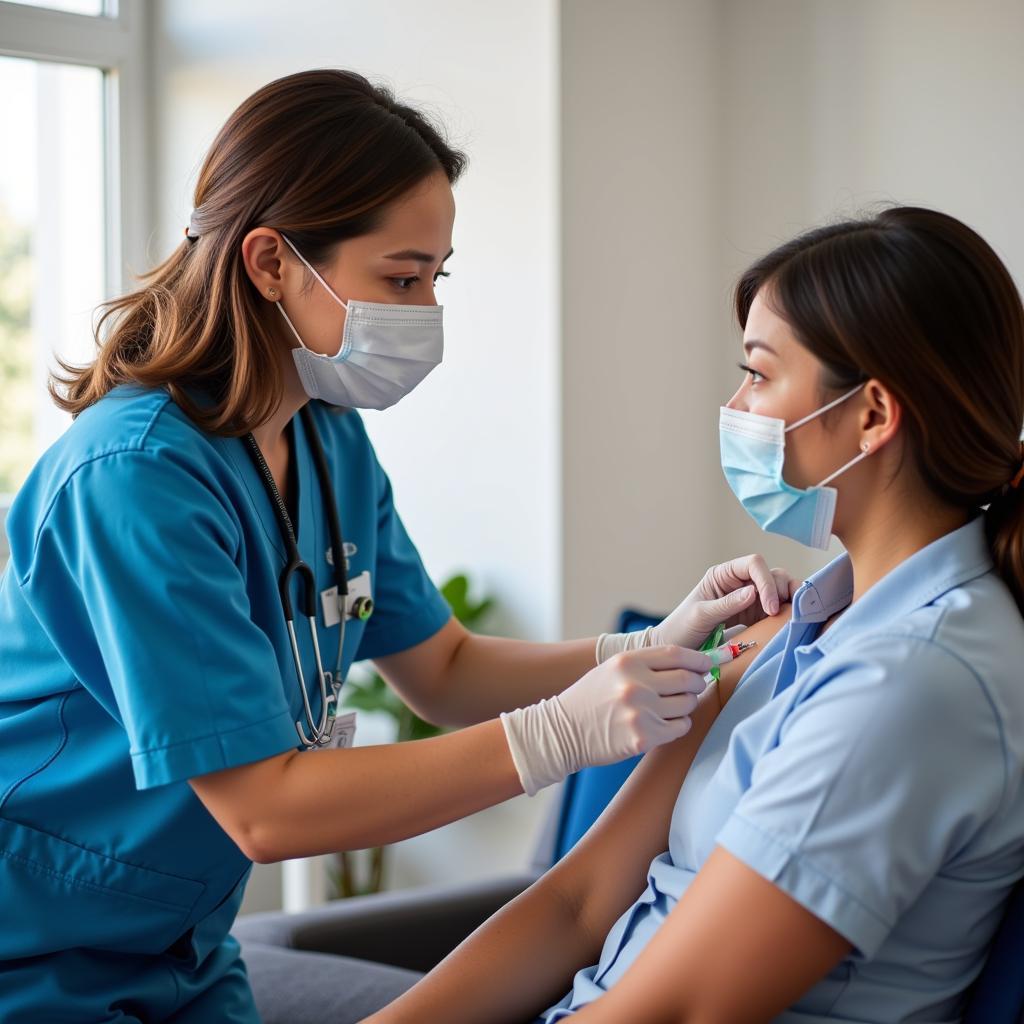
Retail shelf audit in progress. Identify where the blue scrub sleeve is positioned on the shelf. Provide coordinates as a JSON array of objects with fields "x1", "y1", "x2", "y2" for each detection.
[
  {"x1": 17, "y1": 450, "x2": 298, "y2": 789},
  {"x1": 716, "y1": 635, "x2": 1007, "y2": 958},
  {"x1": 354, "y1": 458, "x2": 452, "y2": 661}
]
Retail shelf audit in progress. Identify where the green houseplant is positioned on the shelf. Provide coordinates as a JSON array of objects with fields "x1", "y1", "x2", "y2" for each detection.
[{"x1": 329, "y1": 572, "x2": 495, "y2": 898}]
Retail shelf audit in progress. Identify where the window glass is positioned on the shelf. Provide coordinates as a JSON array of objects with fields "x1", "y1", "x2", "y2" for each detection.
[
  {"x1": 0, "y1": 55, "x2": 106, "y2": 496},
  {"x1": 6, "y1": 1, "x2": 107, "y2": 16}
]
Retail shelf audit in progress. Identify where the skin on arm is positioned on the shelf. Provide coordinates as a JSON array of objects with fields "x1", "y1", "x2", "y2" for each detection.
[
  {"x1": 569, "y1": 616, "x2": 851, "y2": 1024},
  {"x1": 189, "y1": 719, "x2": 522, "y2": 862},
  {"x1": 569, "y1": 846, "x2": 851, "y2": 1024},
  {"x1": 373, "y1": 618, "x2": 598, "y2": 727},
  {"x1": 189, "y1": 602, "x2": 791, "y2": 863},
  {"x1": 364, "y1": 610, "x2": 792, "y2": 1024},
  {"x1": 373, "y1": 555, "x2": 798, "y2": 729}
]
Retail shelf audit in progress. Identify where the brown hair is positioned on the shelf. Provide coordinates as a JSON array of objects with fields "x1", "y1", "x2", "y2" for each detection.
[
  {"x1": 735, "y1": 207, "x2": 1024, "y2": 612},
  {"x1": 52, "y1": 69, "x2": 466, "y2": 433}
]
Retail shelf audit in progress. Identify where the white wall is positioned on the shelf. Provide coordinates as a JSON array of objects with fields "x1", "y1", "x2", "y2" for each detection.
[
  {"x1": 150, "y1": 0, "x2": 561, "y2": 913},
  {"x1": 560, "y1": 0, "x2": 724, "y2": 638}
]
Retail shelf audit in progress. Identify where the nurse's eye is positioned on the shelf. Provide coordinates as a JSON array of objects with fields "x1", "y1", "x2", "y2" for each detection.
[
  {"x1": 390, "y1": 270, "x2": 450, "y2": 292},
  {"x1": 738, "y1": 361, "x2": 766, "y2": 385}
]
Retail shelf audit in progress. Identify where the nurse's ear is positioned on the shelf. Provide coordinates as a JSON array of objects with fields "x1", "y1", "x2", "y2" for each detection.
[
  {"x1": 856, "y1": 379, "x2": 902, "y2": 458},
  {"x1": 241, "y1": 228, "x2": 289, "y2": 303}
]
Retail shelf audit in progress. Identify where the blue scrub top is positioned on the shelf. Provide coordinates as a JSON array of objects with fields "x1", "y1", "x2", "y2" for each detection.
[
  {"x1": 0, "y1": 386, "x2": 451, "y2": 1011},
  {"x1": 541, "y1": 518, "x2": 1024, "y2": 1022}
]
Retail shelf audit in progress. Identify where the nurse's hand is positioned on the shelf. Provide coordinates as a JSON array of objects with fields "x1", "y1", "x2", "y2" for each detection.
[
  {"x1": 500, "y1": 645, "x2": 711, "y2": 796},
  {"x1": 596, "y1": 554, "x2": 798, "y2": 663}
]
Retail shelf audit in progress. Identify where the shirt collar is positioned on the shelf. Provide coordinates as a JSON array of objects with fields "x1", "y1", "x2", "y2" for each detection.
[{"x1": 790, "y1": 516, "x2": 993, "y2": 652}]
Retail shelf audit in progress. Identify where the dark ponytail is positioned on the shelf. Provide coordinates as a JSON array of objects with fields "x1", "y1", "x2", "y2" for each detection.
[
  {"x1": 985, "y1": 465, "x2": 1024, "y2": 613},
  {"x1": 736, "y1": 207, "x2": 1024, "y2": 613}
]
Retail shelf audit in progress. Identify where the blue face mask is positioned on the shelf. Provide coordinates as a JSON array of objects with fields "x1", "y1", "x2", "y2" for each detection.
[{"x1": 719, "y1": 384, "x2": 867, "y2": 550}]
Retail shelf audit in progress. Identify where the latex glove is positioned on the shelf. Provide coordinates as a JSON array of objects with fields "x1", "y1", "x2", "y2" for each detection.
[
  {"x1": 596, "y1": 555, "x2": 798, "y2": 664},
  {"x1": 500, "y1": 646, "x2": 711, "y2": 796}
]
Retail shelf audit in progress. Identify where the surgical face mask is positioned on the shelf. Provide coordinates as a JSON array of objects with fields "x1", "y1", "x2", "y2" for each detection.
[
  {"x1": 275, "y1": 235, "x2": 444, "y2": 410},
  {"x1": 719, "y1": 384, "x2": 868, "y2": 550}
]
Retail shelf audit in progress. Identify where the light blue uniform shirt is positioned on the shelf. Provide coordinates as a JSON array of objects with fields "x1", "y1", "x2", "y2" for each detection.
[
  {"x1": 0, "y1": 386, "x2": 451, "y2": 1020},
  {"x1": 541, "y1": 518, "x2": 1024, "y2": 1023}
]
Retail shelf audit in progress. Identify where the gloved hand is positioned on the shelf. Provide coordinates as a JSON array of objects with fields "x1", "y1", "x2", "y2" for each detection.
[
  {"x1": 500, "y1": 646, "x2": 711, "y2": 796},
  {"x1": 596, "y1": 554, "x2": 798, "y2": 664}
]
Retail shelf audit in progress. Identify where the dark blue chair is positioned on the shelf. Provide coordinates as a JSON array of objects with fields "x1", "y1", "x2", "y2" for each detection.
[
  {"x1": 963, "y1": 880, "x2": 1024, "y2": 1023},
  {"x1": 235, "y1": 607, "x2": 1024, "y2": 1021}
]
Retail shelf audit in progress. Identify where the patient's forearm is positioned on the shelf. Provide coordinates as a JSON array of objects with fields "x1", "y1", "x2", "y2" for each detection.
[{"x1": 365, "y1": 877, "x2": 601, "y2": 1024}]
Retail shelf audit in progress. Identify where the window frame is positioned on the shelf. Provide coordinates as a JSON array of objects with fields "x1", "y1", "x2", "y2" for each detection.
[{"x1": 0, "y1": 0, "x2": 149, "y2": 549}]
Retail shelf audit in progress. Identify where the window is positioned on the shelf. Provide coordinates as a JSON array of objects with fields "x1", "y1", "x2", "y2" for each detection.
[
  {"x1": 9, "y1": 0, "x2": 106, "y2": 16},
  {"x1": 0, "y1": 0, "x2": 147, "y2": 557},
  {"x1": 0, "y1": 56, "x2": 105, "y2": 494}
]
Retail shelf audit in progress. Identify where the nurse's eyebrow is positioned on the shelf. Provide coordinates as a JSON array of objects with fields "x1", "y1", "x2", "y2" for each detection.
[
  {"x1": 383, "y1": 247, "x2": 455, "y2": 264},
  {"x1": 743, "y1": 339, "x2": 777, "y2": 356}
]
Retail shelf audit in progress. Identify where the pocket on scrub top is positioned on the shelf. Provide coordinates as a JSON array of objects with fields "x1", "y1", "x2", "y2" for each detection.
[
  {"x1": 0, "y1": 815, "x2": 206, "y2": 958},
  {"x1": 166, "y1": 864, "x2": 252, "y2": 969}
]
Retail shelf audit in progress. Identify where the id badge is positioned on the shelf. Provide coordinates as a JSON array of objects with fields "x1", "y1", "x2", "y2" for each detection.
[
  {"x1": 327, "y1": 710, "x2": 358, "y2": 749},
  {"x1": 320, "y1": 571, "x2": 373, "y2": 628}
]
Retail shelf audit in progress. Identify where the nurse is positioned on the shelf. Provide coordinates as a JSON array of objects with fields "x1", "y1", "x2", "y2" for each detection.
[{"x1": 0, "y1": 70, "x2": 792, "y2": 1023}]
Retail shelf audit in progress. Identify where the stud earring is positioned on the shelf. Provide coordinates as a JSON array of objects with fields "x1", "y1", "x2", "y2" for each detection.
[
  {"x1": 861, "y1": 442, "x2": 870, "y2": 452},
  {"x1": 267, "y1": 287, "x2": 278, "y2": 299}
]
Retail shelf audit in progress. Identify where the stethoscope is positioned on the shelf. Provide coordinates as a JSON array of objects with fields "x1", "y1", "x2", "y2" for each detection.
[{"x1": 244, "y1": 405, "x2": 374, "y2": 748}]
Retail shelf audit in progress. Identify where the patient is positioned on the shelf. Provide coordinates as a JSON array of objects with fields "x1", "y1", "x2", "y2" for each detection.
[{"x1": 365, "y1": 207, "x2": 1024, "y2": 1024}]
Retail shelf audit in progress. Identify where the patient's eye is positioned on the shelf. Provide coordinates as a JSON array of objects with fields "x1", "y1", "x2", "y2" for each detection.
[{"x1": 738, "y1": 361, "x2": 766, "y2": 385}]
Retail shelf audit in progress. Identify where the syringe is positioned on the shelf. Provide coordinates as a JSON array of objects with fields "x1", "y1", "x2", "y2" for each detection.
[
  {"x1": 704, "y1": 639, "x2": 758, "y2": 683},
  {"x1": 708, "y1": 639, "x2": 758, "y2": 668}
]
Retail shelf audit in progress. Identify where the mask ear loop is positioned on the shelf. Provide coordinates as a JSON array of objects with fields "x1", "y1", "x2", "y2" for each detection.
[
  {"x1": 785, "y1": 383, "x2": 866, "y2": 433},
  {"x1": 279, "y1": 234, "x2": 350, "y2": 311},
  {"x1": 274, "y1": 233, "x2": 351, "y2": 358},
  {"x1": 817, "y1": 447, "x2": 870, "y2": 488},
  {"x1": 274, "y1": 300, "x2": 312, "y2": 352},
  {"x1": 783, "y1": 383, "x2": 871, "y2": 488}
]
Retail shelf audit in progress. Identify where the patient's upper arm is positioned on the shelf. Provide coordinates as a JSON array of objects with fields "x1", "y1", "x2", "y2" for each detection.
[{"x1": 543, "y1": 608, "x2": 792, "y2": 944}]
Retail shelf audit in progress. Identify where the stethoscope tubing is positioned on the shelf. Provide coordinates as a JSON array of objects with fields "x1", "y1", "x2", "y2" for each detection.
[{"x1": 244, "y1": 406, "x2": 350, "y2": 748}]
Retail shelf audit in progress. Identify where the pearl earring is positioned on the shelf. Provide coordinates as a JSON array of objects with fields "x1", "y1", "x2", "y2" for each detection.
[{"x1": 861, "y1": 442, "x2": 870, "y2": 452}]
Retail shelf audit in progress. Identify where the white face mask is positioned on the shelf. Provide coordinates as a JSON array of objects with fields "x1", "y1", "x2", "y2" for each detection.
[{"x1": 275, "y1": 235, "x2": 444, "y2": 410}]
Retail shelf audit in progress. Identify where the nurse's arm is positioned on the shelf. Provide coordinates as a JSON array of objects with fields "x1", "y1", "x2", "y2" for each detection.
[
  {"x1": 376, "y1": 556, "x2": 795, "y2": 728},
  {"x1": 364, "y1": 611, "x2": 790, "y2": 1024},
  {"x1": 372, "y1": 618, "x2": 599, "y2": 727},
  {"x1": 567, "y1": 849, "x2": 852, "y2": 1024},
  {"x1": 188, "y1": 719, "x2": 524, "y2": 863}
]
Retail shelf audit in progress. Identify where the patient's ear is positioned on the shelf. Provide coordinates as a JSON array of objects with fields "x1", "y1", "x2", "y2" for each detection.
[{"x1": 715, "y1": 607, "x2": 793, "y2": 706}]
